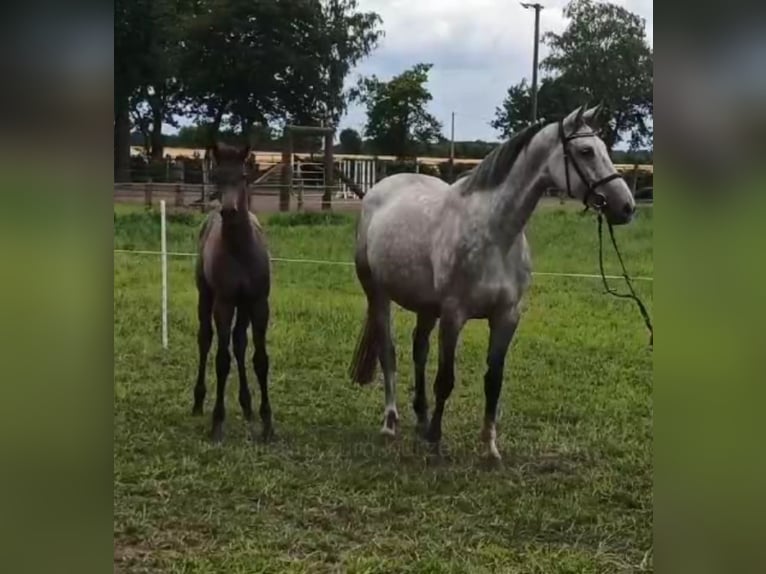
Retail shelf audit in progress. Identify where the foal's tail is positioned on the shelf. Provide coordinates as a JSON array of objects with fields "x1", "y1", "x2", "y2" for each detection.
[{"x1": 349, "y1": 311, "x2": 378, "y2": 385}]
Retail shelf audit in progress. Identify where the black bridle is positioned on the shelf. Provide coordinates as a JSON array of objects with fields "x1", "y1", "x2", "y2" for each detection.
[
  {"x1": 557, "y1": 119, "x2": 654, "y2": 348},
  {"x1": 558, "y1": 119, "x2": 624, "y2": 210}
]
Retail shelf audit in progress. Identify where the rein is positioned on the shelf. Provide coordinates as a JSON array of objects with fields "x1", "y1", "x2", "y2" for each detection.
[
  {"x1": 597, "y1": 213, "x2": 654, "y2": 348},
  {"x1": 557, "y1": 119, "x2": 653, "y2": 348}
]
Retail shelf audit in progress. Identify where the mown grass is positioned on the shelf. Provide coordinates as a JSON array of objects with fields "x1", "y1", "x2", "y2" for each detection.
[{"x1": 114, "y1": 205, "x2": 653, "y2": 573}]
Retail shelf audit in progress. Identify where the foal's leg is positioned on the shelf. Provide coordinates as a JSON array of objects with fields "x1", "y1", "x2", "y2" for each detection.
[
  {"x1": 412, "y1": 312, "x2": 437, "y2": 437},
  {"x1": 426, "y1": 309, "x2": 466, "y2": 449},
  {"x1": 250, "y1": 297, "x2": 272, "y2": 441},
  {"x1": 481, "y1": 306, "x2": 521, "y2": 461},
  {"x1": 192, "y1": 281, "x2": 213, "y2": 415},
  {"x1": 232, "y1": 306, "x2": 255, "y2": 429},
  {"x1": 373, "y1": 297, "x2": 398, "y2": 436},
  {"x1": 211, "y1": 299, "x2": 236, "y2": 442}
]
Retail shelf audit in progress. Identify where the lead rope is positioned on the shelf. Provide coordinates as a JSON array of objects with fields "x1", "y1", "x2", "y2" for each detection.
[{"x1": 597, "y1": 213, "x2": 654, "y2": 348}]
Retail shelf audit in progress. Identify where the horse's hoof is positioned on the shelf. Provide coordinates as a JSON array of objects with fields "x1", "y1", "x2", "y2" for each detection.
[
  {"x1": 210, "y1": 425, "x2": 223, "y2": 444},
  {"x1": 192, "y1": 404, "x2": 203, "y2": 416},
  {"x1": 380, "y1": 409, "x2": 398, "y2": 438},
  {"x1": 482, "y1": 451, "x2": 503, "y2": 469},
  {"x1": 379, "y1": 424, "x2": 397, "y2": 438},
  {"x1": 261, "y1": 424, "x2": 275, "y2": 443},
  {"x1": 414, "y1": 418, "x2": 429, "y2": 439},
  {"x1": 426, "y1": 442, "x2": 449, "y2": 464}
]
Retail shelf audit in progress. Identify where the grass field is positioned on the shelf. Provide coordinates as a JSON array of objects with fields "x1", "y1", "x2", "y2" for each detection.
[{"x1": 114, "y1": 204, "x2": 653, "y2": 573}]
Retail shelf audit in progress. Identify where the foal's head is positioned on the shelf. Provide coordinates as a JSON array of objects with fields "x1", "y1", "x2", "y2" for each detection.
[
  {"x1": 545, "y1": 105, "x2": 636, "y2": 225},
  {"x1": 212, "y1": 142, "x2": 250, "y2": 217}
]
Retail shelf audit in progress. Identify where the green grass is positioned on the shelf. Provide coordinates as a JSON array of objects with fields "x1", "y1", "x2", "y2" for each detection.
[{"x1": 114, "y1": 206, "x2": 653, "y2": 573}]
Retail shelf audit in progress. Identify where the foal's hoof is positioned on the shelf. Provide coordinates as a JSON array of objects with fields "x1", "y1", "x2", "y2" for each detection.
[
  {"x1": 210, "y1": 425, "x2": 223, "y2": 444},
  {"x1": 425, "y1": 441, "x2": 450, "y2": 464},
  {"x1": 191, "y1": 404, "x2": 203, "y2": 416},
  {"x1": 482, "y1": 450, "x2": 503, "y2": 469},
  {"x1": 261, "y1": 425, "x2": 275, "y2": 444},
  {"x1": 414, "y1": 418, "x2": 430, "y2": 439}
]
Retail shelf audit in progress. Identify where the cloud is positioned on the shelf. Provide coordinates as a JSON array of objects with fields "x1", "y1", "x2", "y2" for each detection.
[{"x1": 341, "y1": 0, "x2": 653, "y2": 142}]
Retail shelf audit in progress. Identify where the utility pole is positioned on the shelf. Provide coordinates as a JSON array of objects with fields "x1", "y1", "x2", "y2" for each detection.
[
  {"x1": 449, "y1": 111, "x2": 455, "y2": 182},
  {"x1": 521, "y1": 3, "x2": 543, "y2": 123}
]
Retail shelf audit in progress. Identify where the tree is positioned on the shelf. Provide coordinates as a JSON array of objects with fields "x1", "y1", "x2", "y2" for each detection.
[
  {"x1": 492, "y1": 0, "x2": 653, "y2": 151},
  {"x1": 181, "y1": 0, "x2": 382, "y2": 139},
  {"x1": 352, "y1": 63, "x2": 443, "y2": 158},
  {"x1": 290, "y1": 0, "x2": 383, "y2": 125},
  {"x1": 129, "y1": 0, "x2": 189, "y2": 160},
  {"x1": 338, "y1": 128, "x2": 363, "y2": 154},
  {"x1": 115, "y1": 0, "x2": 153, "y2": 180},
  {"x1": 491, "y1": 77, "x2": 584, "y2": 139}
]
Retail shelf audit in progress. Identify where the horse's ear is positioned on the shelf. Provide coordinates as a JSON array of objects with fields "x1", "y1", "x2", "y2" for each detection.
[
  {"x1": 582, "y1": 102, "x2": 605, "y2": 130},
  {"x1": 563, "y1": 105, "x2": 586, "y2": 132}
]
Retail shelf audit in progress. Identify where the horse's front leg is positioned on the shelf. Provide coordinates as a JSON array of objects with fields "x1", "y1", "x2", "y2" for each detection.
[{"x1": 481, "y1": 305, "x2": 521, "y2": 461}]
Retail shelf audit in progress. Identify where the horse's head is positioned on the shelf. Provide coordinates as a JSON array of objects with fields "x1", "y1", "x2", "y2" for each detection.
[
  {"x1": 546, "y1": 105, "x2": 636, "y2": 225},
  {"x1": 211, "y1": 141, "x2": 250, "y2": 216}
]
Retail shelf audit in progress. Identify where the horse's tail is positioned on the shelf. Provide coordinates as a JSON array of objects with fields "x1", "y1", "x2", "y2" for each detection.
[{"x1": 349, "y1": 310, "x2": 378, "y2": 385}]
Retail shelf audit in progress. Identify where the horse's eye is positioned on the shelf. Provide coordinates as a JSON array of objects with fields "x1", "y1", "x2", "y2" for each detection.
[{"x1": 580, "y1": 146, "x2": 595, "y2": 157}]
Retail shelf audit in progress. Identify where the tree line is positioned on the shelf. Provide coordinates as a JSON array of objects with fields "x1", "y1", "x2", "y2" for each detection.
[
  {"x1": 115, "y1": 0, "x2": 653, "y2": 181},
  {"x1": 115, "y1": 0, "x2": 383, "y2": 180}
]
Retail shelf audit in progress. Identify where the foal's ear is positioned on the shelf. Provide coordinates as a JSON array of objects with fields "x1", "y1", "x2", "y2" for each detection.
[
  {"x1": 562, "y1": 105, "x2": 586, "y2": 132},
  {"x1": 582, "y1": 102, "x2": 605, "y2": 130}
]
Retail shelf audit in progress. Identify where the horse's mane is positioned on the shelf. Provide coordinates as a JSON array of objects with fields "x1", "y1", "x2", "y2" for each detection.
[{"x1": 458, "y1": 121, "x2": 545, "y2": 194}]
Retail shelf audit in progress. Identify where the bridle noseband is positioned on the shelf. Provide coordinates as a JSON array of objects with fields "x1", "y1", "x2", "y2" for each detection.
[{"x1": 558, "y1": 119, "x2": 624, "y2": 211}]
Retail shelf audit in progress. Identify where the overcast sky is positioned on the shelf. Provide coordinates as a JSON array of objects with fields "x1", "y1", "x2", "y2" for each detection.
[
  {"x1": 338, "y1": 0, "x2": 653, "y2": 142},
  {"x1": 166, "y1": 0, "x2": 652, "y2": 144}
]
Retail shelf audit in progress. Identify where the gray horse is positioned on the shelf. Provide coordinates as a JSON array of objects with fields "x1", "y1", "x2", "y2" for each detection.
[
  {"x1": 349, "y1": 105, "x2": 635, "y2": 460},
  {"x1": 194, "y1": 142, "x2": 273, "y2": 443}
]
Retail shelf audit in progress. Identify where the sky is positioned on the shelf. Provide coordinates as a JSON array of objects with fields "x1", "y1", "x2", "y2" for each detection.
[
  {"x1": 338, "y1": 0, "x2": 653, "y2": 142},
  {"x1": 166, "y1": 0, "x2": 653, "y2": 145}
]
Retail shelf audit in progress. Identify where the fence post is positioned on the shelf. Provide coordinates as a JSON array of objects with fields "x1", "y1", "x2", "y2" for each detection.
[
  {"x1": 630, "y1": 164, "x2": 639, "y2": 193},
  {"x1": 160, "y1": 200, "x2": 168, "y2": 350},
  {"x1": 280, "y1": 131, "x2": 292, "y2": 212},
  {"x1": 144, "y1": 182, "x2": 153, "y2": 208},
  {"x1": 201, "y1": 156, "x2": 209, "y2": 212},
  {"x1": 322, "y1": 132, "x2": 334, "y2": 211},
  {"x1": 174, "y1": 184, "x2": 183, "y2": 207}
]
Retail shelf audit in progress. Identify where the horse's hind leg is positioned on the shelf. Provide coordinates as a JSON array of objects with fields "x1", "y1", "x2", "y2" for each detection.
[
  {"x1": 426, "y1": 308, "x2": 466, "y2": 451},
  {"x1": 211, "y1": 299, "x2": 235, "y2": 442},
  {"x1": 193, "y1": 280, "x2": 213, "y2": 415},
  {"x1": 412, "y1": 312, "x2": 437, "y2": 437},
  {"x1": 250, "y1": 297, "x2": 272, "y2": 442},
  {"x1": 481, "y1": 306, "x2": 521, "y2": 461},
  {"x1": 232, "y1": 305, "x2": 255, "y2": 433},
  {"x1": 373, "y1": 297, "x2": 398, "y2": 437}
]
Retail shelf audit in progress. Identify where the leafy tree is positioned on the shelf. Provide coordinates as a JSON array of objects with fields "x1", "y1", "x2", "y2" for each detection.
[
  {"x1": 492, "y1": 0, "x2": 652, "y2": 151},
  {"x1": 289, "y1": 0, "x2": 383, "y2": 125},
  {"x1": 181, "y1": 0, "x2": 382, "y2": 139},
  {"x1": 338, "y1": 128, "x2": 363, "y2": 154},
  {"x1": 129, "y1": 0, "x2": 189, "y2": 160},
  {"x1": 352, "y1": 63, "x2": 443, "y2": 158},
  {"x1": 491, "y1": 76, "x2": 584, "y2": 139},
  {"x1": 115, "y1": 0, "x2": 153, "y2": 180}
]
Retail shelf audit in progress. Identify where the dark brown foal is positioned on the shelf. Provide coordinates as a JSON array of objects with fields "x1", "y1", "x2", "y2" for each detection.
[{"x1": 193, "y1": 142, "x2": 273, "y2": 443}]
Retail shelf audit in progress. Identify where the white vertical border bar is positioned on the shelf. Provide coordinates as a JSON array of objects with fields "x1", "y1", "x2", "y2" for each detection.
[{"x1": 160, "y1": 200, "x2": 168, "y2": 349}]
